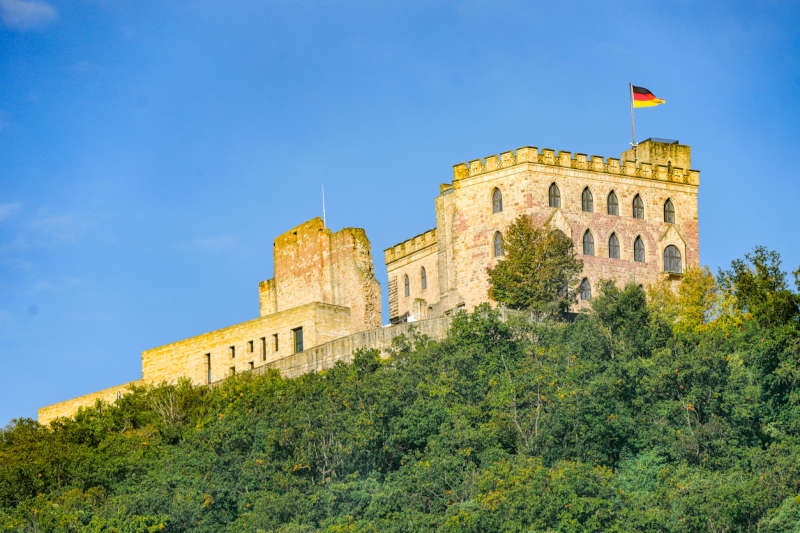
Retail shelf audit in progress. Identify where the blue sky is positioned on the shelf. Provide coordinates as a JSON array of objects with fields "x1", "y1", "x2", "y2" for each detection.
[{"x1": 1, "y1": 0, "x2": 799, "y2": 425}]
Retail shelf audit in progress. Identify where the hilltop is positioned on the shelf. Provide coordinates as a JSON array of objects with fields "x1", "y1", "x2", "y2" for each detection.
[{"x1": 2, "y1": 247, "x2": 800, "y2": 532}]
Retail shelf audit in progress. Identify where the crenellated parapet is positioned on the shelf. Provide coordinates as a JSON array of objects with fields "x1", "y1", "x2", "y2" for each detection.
[
  {"x1": 450, "y1": 144, "x2": 699, "y2": 187},
  {"x1": 384, "y1": 228, "x2": 437, "y2": 264}
]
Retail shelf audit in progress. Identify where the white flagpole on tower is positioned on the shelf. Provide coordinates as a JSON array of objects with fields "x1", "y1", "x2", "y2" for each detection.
[{"x1": 321, "y1": 184, "x2": 326, "y2": 228}]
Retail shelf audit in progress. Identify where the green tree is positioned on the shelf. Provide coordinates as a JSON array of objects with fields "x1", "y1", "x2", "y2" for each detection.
[{"x1": 487, "y1": 215, "x2": 583, "y2": 316}]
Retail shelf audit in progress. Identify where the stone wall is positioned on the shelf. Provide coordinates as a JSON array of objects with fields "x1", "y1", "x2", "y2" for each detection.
[
  {"x1": 142, "y1": 302, "x2": 352, "y2": 385},
  {"x1": 384, "y1": 229, "x2": 439, "y2": 323},
  {"x1": 38, "y1": 379, "x2": 144, "y2": 425},
  {"x1": 387, "y1": 141, "x2": 700, "y2": 315}
]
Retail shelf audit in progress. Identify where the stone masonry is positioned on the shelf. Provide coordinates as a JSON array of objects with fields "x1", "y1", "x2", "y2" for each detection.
[{"x1": 386, "y1": 139, "x2": 699, "y2": 322}]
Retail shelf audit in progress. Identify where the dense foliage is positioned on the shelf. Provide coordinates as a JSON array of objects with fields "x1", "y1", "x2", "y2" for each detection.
[
  {"x1": 487, "y1": 215, "x2": 583, "y2": 316},
  {"x1": 2, "y1": 248, "x2": 800, "y2": 532}
]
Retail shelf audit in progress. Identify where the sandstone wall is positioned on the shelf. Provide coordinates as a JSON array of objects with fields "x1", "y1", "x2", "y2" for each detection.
[
  {"x1": 38, "y1": 379, "x2": 144, "y2": 425},
  {"x1": 142, "y1": 302, "x2": 352, "y2": 386},
  {"x1": 385, "y1": 229, "x2": 439, "y2": 323}
]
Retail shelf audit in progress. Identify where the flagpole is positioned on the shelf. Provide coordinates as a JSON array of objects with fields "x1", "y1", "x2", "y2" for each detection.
[{"x1": 629, "y1": 82, "x2": 637, "y2": 164}]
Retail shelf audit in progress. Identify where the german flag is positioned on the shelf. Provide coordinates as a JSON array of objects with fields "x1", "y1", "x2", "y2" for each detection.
[{"x1": 632, "y1": 85, "x2": 665, "y2": 108}]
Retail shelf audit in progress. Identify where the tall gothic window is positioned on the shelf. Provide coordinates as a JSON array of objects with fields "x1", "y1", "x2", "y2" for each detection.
[
  {"x1": 664, "y1": 198, "x2": 675, "y2": 224},
  {"x1": 582, "y1": 229, "x2": 594, "y2": 256},
  {"x1": 633, "y1": 194, "x2": 644, "y2": 219},
  {"x1": 580, "y1": 278, "x2": 591, "y2": 300},
  {"x1": 634, "y1": 236, "x2": 645, "y2": 262},
  {"x1": 492, "y1": 188, "x2": 503, "y2": 213},
  {"x1": 493, "y1": 231, "x2": 504, "y2": 257},
  {"x1": 548, "y1": 183, "x2": 561, "y2": 208},
  {"x1": 581, "y1": 187, "x2": 593, "y2": 212},
  {"x1": 607, "y1": 191, "x2": 619, "y2": 215},
  {"x1": 420, "y1": 266, "x2": 427, "y2": 290},
  {"x1": 404, "y1": 274, "x2": 410, "y2": 297},
  {"x1": 608, "y1": 233, "x2": 620, "y2": 259},
  {"x1": 664, "y1": 245, "x2": 682, "y2": 273}
]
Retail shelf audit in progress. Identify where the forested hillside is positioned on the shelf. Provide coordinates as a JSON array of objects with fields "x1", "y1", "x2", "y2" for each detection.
[{"x1": 2, "y1": 248, "x2": 800, "y2": 532}]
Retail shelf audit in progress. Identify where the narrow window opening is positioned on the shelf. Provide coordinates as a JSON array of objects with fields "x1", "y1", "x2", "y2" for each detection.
[
  {"x1": 249, "y1": 361, "x2": 254, "y2": 370},
  {"x1": 608, "y1": 233, "x2": 620, "y2": 259},
  {"x1": 607, "y1": 191, "x2": 619, "y2": 215},
  {"x1": 260, "y1": 337, "x2": 266, "y2": 361},
  {"x1": 664, "y1": 245, "x2": 682, "y2": 273},
  {"x1": 549, "y1": 183, "x2": 561, "y2": 208},
  {"x1": 273, "y1": 333, "x2": 279, "y2": 352},
  {"x1": 580, "y1": 278, "x2": 592, "y2": 300},
  {"x1": 581, "y1": 187, "x2": 593, "y2": 212},
  {"x1": 664, "y1": 198, "x2": 675, "y2": 224},
  {"x1": 248, "y1": 340, "x2": 254, "y2": 352},
  {"x1": 230, "y1": 366, "x2": 236, "y2": 376},
  {"x1": 493, "y1": 231, "x2": 504, "y2": 257},
  {"x1": 582, "y1": 230, "x2": 594, "y2": 256},
  {"x1": 634, "y1": 236, "x2": 645, "y2": 262},
  {"x1": 230, "y1": 345, "x2": 235, "y2": 359},
  {"x1": 633, "y1": 194, "x2": 644, "y2": 219},
  {"x1": 492, "y1": 188, "x2": 503, "y2": 213},
  {"x1": 293, "y1": 327, "x2": 304, "y2": 353},
  {"x1": 404, "y1": 274, "x2": 410, "y2": 297},
  {"x1": 206, "y1": 353, "x2": 211, "y2": 384},
  {"x1": 420, "y1": 266, "x2": 427, "y2": 290}
]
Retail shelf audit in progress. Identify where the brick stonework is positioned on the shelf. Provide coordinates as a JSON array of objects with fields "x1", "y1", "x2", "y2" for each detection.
[{"x1": 385, "y1": 139, "x2": 699, "y2": 321}]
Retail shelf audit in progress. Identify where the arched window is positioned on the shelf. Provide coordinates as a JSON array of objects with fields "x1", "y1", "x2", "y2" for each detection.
[
  {"x1": 664, "y1": 245, "x2": 682, "y2": 273},
  {"x1": 581, "y1": 187, "x2": 593, "y2": 212},
  {"x1": 420, "y1": 266, "x2": 427, "y2": 290},
  {"x1": 633, "y1": 194, "x2": 644, "y2": 219},
  {"x1": 548, "y1": 183, "x2": 561, "y2": 208},
  {"x1": 404, "y1": 274, "x2": 410, "y2": 297},
  {"x1": 582, "y1": 230, "x2": 594, "y2": 256},
  {"x1": 664, "y1": 198, "x2": 675, "y2": 224},
  {"x1": 580, "y1": 278, "x2": 591, "y2": 300},
  {"x1": 607, "y1": 191, "x2": 619, "y2": 215},
  {"x1": 492, "y1": 188, "x2": 503, "y2": 213},
  {"x1": 493, "y1": 231, "x2": 504, "y2": 257},
  {"x1": 634, "y1": 236, "x2": 645, "y2": 262},
  {"x1": 608, "y1": 233, "x2": 620, "y2": 259}
]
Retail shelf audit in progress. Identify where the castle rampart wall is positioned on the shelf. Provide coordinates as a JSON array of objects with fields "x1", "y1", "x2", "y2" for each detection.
[{"x1": 38, "y1": 379, "x2": 145, "y2": 425}]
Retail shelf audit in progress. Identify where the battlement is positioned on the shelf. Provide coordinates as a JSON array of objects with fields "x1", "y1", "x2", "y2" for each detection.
[
  {"x1": 384, "y1": 228, "x2": 437, "y2": 264},
  {"x1": 451, "y1": 143, "x2": 699, "y2": 187}
]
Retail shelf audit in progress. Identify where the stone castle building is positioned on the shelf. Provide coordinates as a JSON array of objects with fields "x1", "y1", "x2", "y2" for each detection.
[{"x1": 38, "y1": 139, "x2": 699, "y2": 424}]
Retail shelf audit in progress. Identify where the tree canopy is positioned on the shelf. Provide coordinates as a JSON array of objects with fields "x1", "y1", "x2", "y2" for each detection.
[
  {"x1": 487, "y1": 215, "x2": 583, "y2": 316},
  {"x1": 2, "y1": 246, "x2": 800, "y2": 532}
]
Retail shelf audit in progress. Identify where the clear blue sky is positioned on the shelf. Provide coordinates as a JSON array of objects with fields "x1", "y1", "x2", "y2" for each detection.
[{"x1": 1, "y1": 0, "x2": 799, "y2": 426}]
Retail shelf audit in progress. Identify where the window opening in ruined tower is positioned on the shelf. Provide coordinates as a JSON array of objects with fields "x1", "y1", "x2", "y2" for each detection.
[
  {"x1": 633, "y1": 194, "x2": 644, "y2": 219},
  {"x1": 249, "y1": 361, "x2": 254, "y2": 370},
  {"x1": 581, "y1": 187, "x2": 593, "y2": 212},
  {"x1": 404, "y1": 274, "x2": 410, "y2": 297},
  {"x1": 293, "y1": 327, "x2": 304, "y2": 353},
  {"x1": 580, "y1": 278, "x2": 591, "y2": 300},
  {"x1": 607, "y1": 191, "x2": 619, "y2": 215},
  {"x1": 206, "y1": 353, "x2": 211, "y2": 384},
  {"x1": 492, "y1": 188, "x2": 503, "y2": 213},
  {"x1": 549, "y1": 183, "x2": 561, "y2": 208},
  {"x1": 273, "y1": 333, "x2": 279, "y2": 352},
  {"x1": 493, "y1": 231, "x2": 504, "y2": 257},
  {"x1": 260, "y1": 337, "x2": 266, "y2": 360},
  {"x1": 230, "y1": 345, "x2": 235, "y2": 359},
  {"x1": 664, "y1": 245, "x2": 682, "y2": 273},
  {"x1": 582, "y1": 230, "x2": 594, "y2": 256},
  {"x1": 421, "y1": 266, "x2": 427, "y2": 290},
  {"x1": 634, "y1": 236, "x2": 645, "y2": 262},
  {"x1": 664, "y1": 198, "x2": 675, "y2": 224},
  {"x1": 230, "y1": 366, "x2": 235, "y2": 376},
  {"x1": 248, "y1": 340, "x2": 254, "y2": 352},
  {"x1": 608, "y1": 233, "x2": 620, "y2": 259}
]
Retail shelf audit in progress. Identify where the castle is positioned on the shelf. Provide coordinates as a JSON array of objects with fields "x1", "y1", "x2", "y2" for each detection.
[{"x1": 38, "y1": 138, "x2": 699, "y2": 424}]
